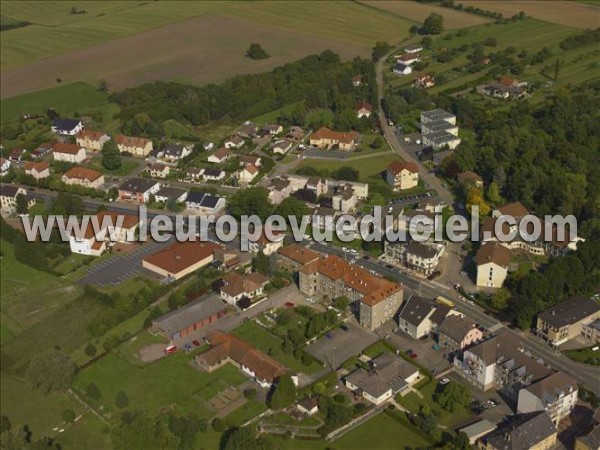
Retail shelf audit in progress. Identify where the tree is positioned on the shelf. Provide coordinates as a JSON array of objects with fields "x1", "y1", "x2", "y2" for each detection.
[
  {"x1": 84, "y1": 343, "x2": 97, "y2": 357},
  {"x1": 86, "y1": 382, "x2": 101, "y2": 400},
  {"x1": 98, "y1": 79, "x2": 108, "y2": 92},
  {"x1": 370, "y1": 137, "x2": 383, "y2": 149},
  {"x1": 115, "y1": 390, "x2": 129, "y2": 409},
  {"x1": 422, "y1": 13, "x2": 444, "y2": 34},
  {"x1": 421, "y1": 36, "x2": 433, "y2": 49},
  {"x1": 246, "y1": 43, "x2": 269, "y2": 60},
  {"x1": 26, "y1": 350, "x2": 77, "y2": 394},
  {"x1": 168, "y1": 414, "x2": 205, "y2": 450},
  {"x1": 111, "y1": 413, "x2": 178, "y2": 450},
  {"x1": 372, "y1": 41, "x2": 391, "y2": 62},
  {"x1": 554, "y1": 58, "x2": 564, "y2": 82},
  {"x1": 0, "y1": 415, "x2": 11, "y2": 434},
  {"x1": 211, "y1": 417, "x2": 226, "y2": 432},
  {"x1": 434, "y1": 381, "x2": 471, "y2": 412},
  {"x1": 332, "y1": 166, "x2": 359, "y2": 182},
  {"x1": 252, "y1": 251, "x2": 272, "y2": 276},
  {"x1": 419, "y1": 413, "x2": 439, "y2": 436},
  {"x1": 228, "y1": 187, "x2": 272, "y2": 220},
  {"x1": 269, "y1": 375, "x2": 296, "y2": 409},
  {"x1": 275, "y1": 196, "x2": 308, "y2": 224},
  {"x1": 484, "y1": 37, "x2": 498, "y2": 47},
  {"x1": 491, "y1": 288, "x2": 510, "y2": 311},
  {"x1": 221, "y1": 426, "x2": 272, "y2": 450},
  {"x1": 101, "y1": 140, "x2": 122, "y2": 171},
  {"x1": 486, "y1": 181, "x2": 501, "y2": 203},
  {"x1": 333, "y1": 296, "x2": 350, "y2": 310},
  {"x1": 442, "y1": 431, "x2": 471, "y2": 450},
  {"x1": 409, "y1": 25, "x2": 419, "y2": 35},
  {"x1": 15, "y1": 193, "x2": 28, "y2": 215},
  {"x1": 62, "y1": 409, "x2": 76, "y2": 423}
]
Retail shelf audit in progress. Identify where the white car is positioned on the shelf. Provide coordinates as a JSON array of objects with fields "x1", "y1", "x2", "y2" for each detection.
[{"x1": 440, "y1": 378, "x2": 450, "y2": 385}]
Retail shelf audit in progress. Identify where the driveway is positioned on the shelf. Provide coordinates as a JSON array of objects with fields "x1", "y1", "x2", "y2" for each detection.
[{"x1": 305, "y1": 318, "x2": 378, "y2": 369}]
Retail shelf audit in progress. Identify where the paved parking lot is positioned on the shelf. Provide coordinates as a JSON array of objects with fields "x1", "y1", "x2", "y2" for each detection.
[
  {"x1": 306, "y1": 319, "x2": 378, "y2": 369},
  {"x1": 78, "y1": 238, "x2": 173, "y2": 286}
]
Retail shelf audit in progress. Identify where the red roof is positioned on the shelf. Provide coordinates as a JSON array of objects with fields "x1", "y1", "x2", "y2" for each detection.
[
  {"x1": 310, "y1": 127, "x2": 359, "y2": 145},
  {"x1": 53, "y1": 143, "x2": 83, "y2": 155},
  {"x1": 143, "y1": 241, "x2": 221, "y2": 275},
  {"x1": 115, "y1": 135, "x2": 150, "y2": 147},
  {"x1": 387, "y1": 160, "x2": 418, "y2": 175},
  {"x1": 63, "y1": 166, "x2": 103, "y2": 182},
  {"x1": 354, "y1": 101, "x2": 372, "y2": 112},
  {"x1": 77, "y1": 130, "x2": 107, "y2": 141},
  {"x1": 24, "y1": 161, "x2": 49, "y2": 172}
]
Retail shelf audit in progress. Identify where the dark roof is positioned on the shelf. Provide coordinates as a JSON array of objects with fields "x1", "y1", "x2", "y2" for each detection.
[
  {"x1": 153, "y1": 294, "x2": 226, "y2": 336},
  {"x1": 186, "y1": 191, "x2": 221, "y2": 208},
  {"x1": 155, "y1": 187, "x2": 187, "y2": 200},
  {"x1": 398, "y1": 296, "x2": 435, "y2": 327},
  {"x1": 439, "y1": 314, "x2": 477, "y2": 343},
  {"x1": 118, "y1": 178, "x2": 159, "y2": 193},
  {"x1": 406, "y1": 241, "x2": 438, "y2": 259},
  {"x1": 578, "y1": 421, "x2": 600, "y2": 449},
  {"x1": 429, "y1": 304, "x2": 452, "y2": 326},
  {"x1": 0, "y1": 184, "x2": 20, "y2": 198},
  {"x1": 345, "y1": 353, "x2": 417, "y2": 398},
  {"x1": 475, "y1": 243, "x2": 511, "y2": 268},
  {"x1": 52, "y1": 118, "x2": 81, "y2": 131},
  {"x1": 538, "y1": 296, "x2": 600, "y2": 328},
  {"x1": 481, "y1": 412, "x2": 556, "y2": 450},
  {"x1": 162, "y1": 143, "x2": 188, "y2": 157},
  {"x1": 203, "y1": 168, "x2": 224, "y2": 177}
]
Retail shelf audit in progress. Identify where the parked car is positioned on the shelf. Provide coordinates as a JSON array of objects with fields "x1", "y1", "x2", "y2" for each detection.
[
  {"x1": 192, "y1": 340, "x2": 201, "y2": 347},
  {"x1": 440, "y1": 378, "x2": 450, "y2": 385},
  {"x1": 164, "y1": 345, "x2": 177, "y2": 355},
  {"x1": 405, "y1": 349, "x2": 413, "y2": 355},
  {"x1": 427, "y1": 271, "x2": 441, "y2": 280},
  {"x1": 183, "y1": 344, "x2": 193, "y2": 353},
  {"x1": 410, "y1": 353, "x2": 418, "y2": 359},
  {"x1": 326, "y1": 333, "x2": 333, "y2": 339},
  {"x1": 285, "y1": 302, "x2": 295, "y2": 308},
  {"x1": 340, "y1": 324, "x2": 349, "y2": 332}
]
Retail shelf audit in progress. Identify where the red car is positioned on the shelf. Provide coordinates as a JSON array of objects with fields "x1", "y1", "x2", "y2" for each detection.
[
  {"x1": 192, "y1": 340, "x2": 201, "y2": 347},
  {"x1": 285, "y1": 302, "x2": 295, "y2": 308},
  {"x1": 164, "y1": 345, "x2": 177, "y2": 354},
  {"x1": 410, "y1": 353, "x2": 418, "y2": 359}
]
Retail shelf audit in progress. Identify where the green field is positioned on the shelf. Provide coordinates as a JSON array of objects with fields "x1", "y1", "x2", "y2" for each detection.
[
  {"x1": 231, "y1": 320, "x2": 323, "y2": 374},
  {"x1": 1, "y1": 82, "x2": 108, "y2": 124},
  {"x1": 565, "y1": 345, "x2": 600, "y2": 366},
  {"x1": 74, "y1": 351, "x2": 248, "y2": 417},
  {"x1": 335, "y1": 412, "x2": 431, "y2": 449},
  {"x1": 85, "y1": 158, "x2": 139, "y2": 177},
  {"x1": 296, "y1": 152, "x2": 400, "y2": 181},
  {"x1": 1, "y1": 1, "x2": 413, "y2": 69}
]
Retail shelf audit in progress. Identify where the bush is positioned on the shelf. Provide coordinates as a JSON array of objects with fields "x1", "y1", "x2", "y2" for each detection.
[
  {"x1": 62, "y1": 409, "x2": 76, "y2": 423},
  {"x1": 246, "y1": 43, "x2": 269, "y2": 60},
  {"x1": 86, "y1": 382, "x2": 101, "y2": 400},
  {"x1": 301, "y1": 353, "x2": 314, "y2": 366},
  {"x1": 212, "y1": 417, "x2": 226, "y2": 432},
  {"x1": 243, "y1": 388, "x2": 257, "y2": 400},
  {"x1": 84, "y1": 343, "x2": 97, "y2": 357},
  {"x1": 115, "y1": 390, "x2": 129, "y2": 409},
  {"x1": 333, "y1": 393, "x2": 346, "y2": 404}
]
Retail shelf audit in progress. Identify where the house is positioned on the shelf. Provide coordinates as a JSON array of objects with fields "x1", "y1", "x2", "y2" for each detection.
[
  {"x1": 454, "y1": 333, "x2": 553, "y2": 393},
  {"x1": 114, "y1": 135, "x2": 153, "y2": 157},
  {"x1": 404, "y1": 44, "x2": 423, "y2": 54},
  {"x1": 393, "y1": 62, "x2": 412, "y2": 76},
  {"x1": 0, "y1": 185, "x2": 35, "y2": 211},
  {"x1": 51, "y1": 118, "x2": 83, "y2": 135},
  {"x1": 457, "y1": 171, "x2": 484, "y2": 188},
  {"x1": 9, "y1": 147, "x2": 25, "y2": 162},
  {"x1": 386, "y1": 161, "x2": 419, "y2": 190},
  {"x1": 142, "y1": 240, "x2": 221, "y2": 280},
  {"x1": 458, "y1": 420, "x2": 497, "y2": 445},
  {"x1": 69, "y1": 211, "x2": 140, "y2": 256},
  {"x1": 31, "y1": 143, "x2": 52, "y2": 159},
  {"x1": 492, "y1": 201, "x2": 529, "y2": 220},
  {"x1": 421, "y1": 109, "x2": 457, "y2": 126},
  {"x1": 238, "y1": 122, "x2": 259, "y2": 139},
  {"x1": 423, "y1": 131, "x2": 461, "y2": 150},
  {"x1": 185, "y1": 168, "x2": 204, "y2": 182},
  {"x1": 248, "y1": 229, "x2": 285, "y2": 255},
  {"x1": 158, "y1": 143, "x2": 192, "y2": 162},
  {"x1": 224, "y1": 136, "x2": 244, "y2": 149},
  {"x1": 202, "y1": 168, "x2": 226, "y2": 182},
  {"x1": 286, "y1": 126, "x2": 304, "y2": 141},
  {"x1": 405, "y1": 241, "x2": 444, "y2": 275},
  {"x1": 355, "y1": 101, "x2": 372, "y2": 119},
  {"x1": 219, "y1": 272, "x2": 269, "y2": 305},
  {"x1": 271, "y1": 139, "x2": 294, "y2": 154},
  {"x1": 276, "y1": 243, "x2": 319, "y2": 272},
  {"x1": 237, "y1": 163, "x2": 259, "y2": 183},
  {"x1": 68, "y1": 220, "x2": 107, "y2": 257},
  {"x1": 417, "y1": 198, "x2": 446, "y2": 214},
  {"x1": 296, "y1": 398, "x2": 319, "y2": 416},
  {"x1": 154, "y1": 186, "x2": 187, "y2": 204},
  {"x1": 203, "y1": 142, "x2": 215, "y2": 151},
  {"x1": 475, "y1": 243, "x2": 511, "y2": 288},
  {"x1": 517, "y1": 371, "x2": 578, "y2": 425},
  {"x1": 536, "y1": 296, "x2": 600, "y2": 347},
  {"x1": 331, "y1": 184, "x2": 358, "y2": 213},
  {"x1": 352, "y1": 75, "x2": 362, "y2": 87},
  {"x1": 499, "y1": 75, "x2": 518, "y2": 87},
  {"x1": 267, "y1": 176, "x2": 293, "y2": 205},
  {"x1": 239, "y1": 155, "x2": 261, "y2": 168},
  {"x1": 398, "y1": 53, "x2": 420, "y2": 65},
  {"x1": 311, "y1": 207, "x2": 337, "y2": 231},
  {"x1": 152, "y1": 294, "x2": 228, "y2": 341},
  {"x1": 76, "y1": 130, "x2": 110, "y2": 151},
  {"x1": 53, "y1": 143, "x2": 86, "y2": 163},
  {"x1": 61, "y1": 166, "x2": 105, "y2": 189},
  {"x1": 306, "y1": 177, "x2": 328, "y2": 197},
  {"x1": 207, "y1": 147, "x2": 233, "y2": 164},
  {"x1": 195, "y1": 329, "x2": 286, "y2": 388},
  {"x1": 438, "y1": 315, "x2": 483, "y2": 353},
  {"x1": 147, "y1": 163, "x2": 170, "y2": 179},
  {"x1": 0, "y1": 158, "x2": 10, "y2": 176},
  {"x1": 117, "y1": 178, "x2": 161, "y2": 203},
  {"x1": 185, "y1": 191, "x2": 226, "y2": 215},
  {"x1": 262, "y1": 123, "x2": 283, "y2": 136},
  {"x1": 581, "y1": 319, "x2": 600, "y2": 344},
  {"x1": 477, "y1": 411, "x2": 557, "y2": 450},
  {"x1": 414, "y1": 73, "x2": 435, "y2": 89},
  {"x1": 298, "y1": 253, "x2": 403, "y2": 331},
  {"x1": 397, "y1": 296, "x2": 454, "y2": 339},
  {"x1": 344, "y1": 353, "x2": 419, "y2": 405},
  {"x1": 309, "y1": 127, "x2": 360, "y2": 151}
]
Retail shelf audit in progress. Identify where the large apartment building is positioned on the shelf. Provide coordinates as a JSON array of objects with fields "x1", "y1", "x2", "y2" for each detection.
[
  {"x1": 517, "y1": 371, "x2": 578, "y2": 425},
  {"x1": 536, "y1": 296, "x2": 600, "y2": 347}
]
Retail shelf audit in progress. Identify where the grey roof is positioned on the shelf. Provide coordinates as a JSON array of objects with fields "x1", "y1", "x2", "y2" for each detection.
[
  {"x1": 406, "y1": 241, "x2": 438, "y2": 259},
  {"x1": 578, "y1": 422, "x2": 600, "y2": 449},
  {"x1": 186, "y1": 191, "x2": 221, "y2": 209},
  {"x1": 458, "y1": 419, "x2": 496, "y2": 441},
  {"x1": 162, "y1": 143, "x2": 189, "y2": 157},
  {"x1": 429, "y1": 304, "x2": 452, "y2": 326},
  {"x1": 439, "y1": 314, "x2": 477, "y2": 343},
  {"x1": 0, "y1": 184, "x2": 20, "y2": 198},
  {"x1": 153, "y1": 294, "x2": 226, "y2": 336},
  {"x1": 203, "y1": 168, "x2": 224, "y2": 177},
  {"x1": 421, "y1": 109, "x2": 455, "y2": 123},
  {"x1": 269, "y1": 177, "x2": 290, "y2": 190},
  {"x1": 398, "y1": 296, "x2": 436, "y2": 327},
  {"x1": 481, "y1": 412, "x2": 556, "y2": 450},
  {"x1": 422, "y1": 119, "x2": 456, "y2": 134},
  {"x1": 118, "y1": 178, "x2": 159, "y2": 193},
  {"x1": 52, "y1": 118, "x2": 81, "y2": 131},
  {"x1": 393, "y1": 62, "x2": 410, "y2": 72},
  {"x1": 345, "y1": 353, "x2": 417, "y2": 398},
  {"x1": 538, "y1": 296, "x2": 600, "y2": 328},
  {"x1": 155, "y1": 187, "x2": 187, "y2": 200}
]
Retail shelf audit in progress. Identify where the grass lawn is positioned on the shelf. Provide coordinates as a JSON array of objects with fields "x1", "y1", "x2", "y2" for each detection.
[
  {"x1": 223, "y1": 400, "x2": 268, "y2": 427},
  {"x1": 231, "y1": 321, "x2": 323, "y2": 374},
  {"x1": 74, "y1": 351, "x2": 248, "y2": 418},
  {"x1": 335, "y1": 412, "x2": 431, "y2": 449},
  {"x1": 85, "y1": 158, "x2": 139, "y2": 177},
  {"x1": 0, "y1": 375, "x2": 111, "y2": 450},
  {"x1": 295, "y1": 153, "x2": 401, "y2": 182},
  {"x1": 1, "y1": 82, "x2": 108, "y2": 124},
  {"x1": 565, "y1": 346, "x2": 600, "y2": 366},
  {"x1": 252, "y1": 102, "x2": 301, "y2": 124}
]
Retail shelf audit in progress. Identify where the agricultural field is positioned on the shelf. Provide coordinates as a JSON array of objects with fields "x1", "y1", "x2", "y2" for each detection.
[
  {"x1": 1, "y1": 1, "x2": 414, "y2": 97},
  {"x1": 460, "y1": 0, "x2": 600, "y2": 29},
  {"x1": 360, "y1": 0, "x2": 491, "y2": 29}
]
